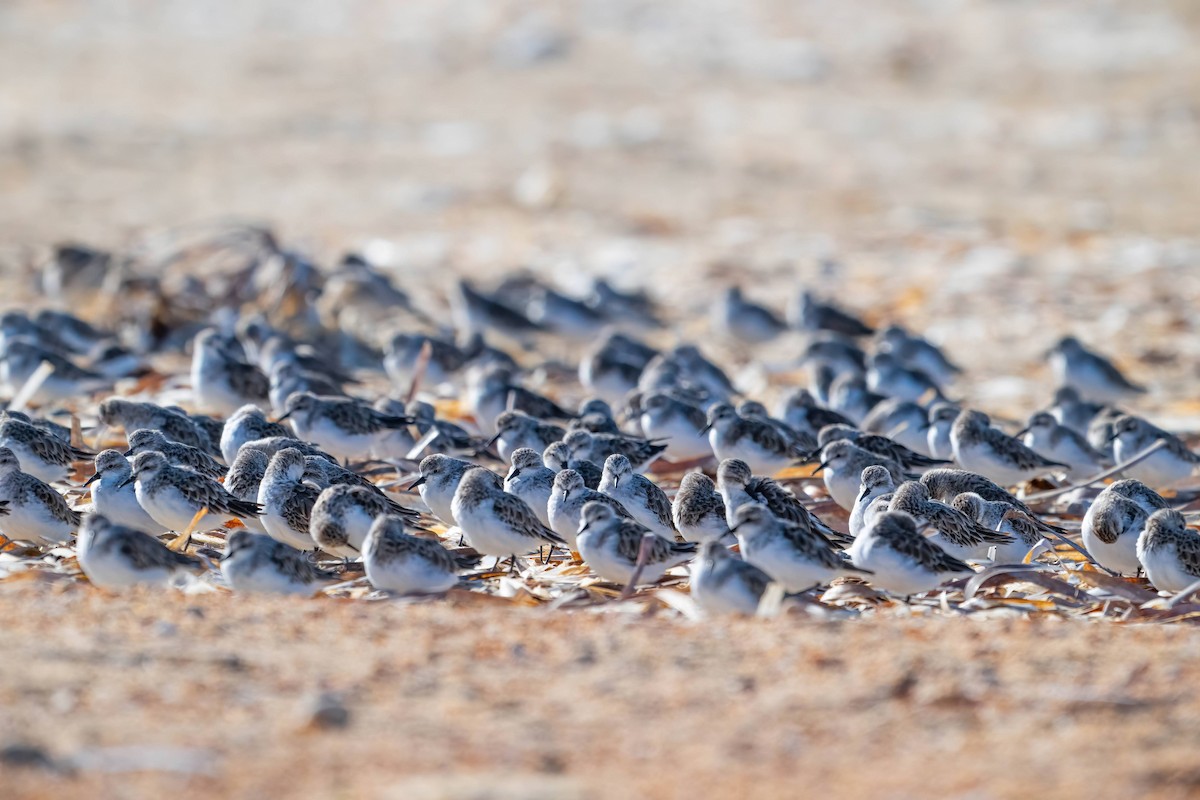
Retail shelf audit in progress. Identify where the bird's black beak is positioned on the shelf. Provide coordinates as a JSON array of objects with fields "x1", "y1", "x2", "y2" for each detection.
[
  {"x1": 1106, "y1": 430, "x2": 1120, "y2": 444},
  {"x1": 82, "y1": 472, "x2": 100, "y2": 487},
  {"x1": 509, "y1": 468, "x2": 521, "y2": 480},
  {"x1": 730, "y1": 521, "x2": 743, "y2": 532},
  {"x1": 484, "y1": 431, "x2": 503, "y2": 449},
  {"x1": 275, "y1": 410, "x2": 294, "y2": 422},
  {"x1": 405, "y1": 476, "x2": 427, "y2": 490},
  {"x1": 812, "y1": 460, "x2": 829, "y2": 475},
  {"x1": 114, "y1": 475, "x2": 134, "y2": 489},
  {"x1": 1014, "y1": 427, "x2": 1030, "y2": 438},
  {"x1": 700, "y1": 422, "x2": 713, "y2": 434},
  {"x1": 122, "y1": 448, "x2": 133, "y2": 457}
]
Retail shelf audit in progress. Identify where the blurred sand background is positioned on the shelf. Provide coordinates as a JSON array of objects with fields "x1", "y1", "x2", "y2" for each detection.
[{"x1": 3, "y1": 1, "x2": 1200, "y2": 797}]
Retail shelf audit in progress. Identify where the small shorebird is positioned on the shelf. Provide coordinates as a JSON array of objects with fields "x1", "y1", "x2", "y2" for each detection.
[
  {"x1": 846, "y1": 512, "x2": 974, "y2": 597},
  {"x1": 1046, "y1": 336, "x2": 1146, "y2": 403},
  {"x1": 598, "y1": 454, "x2": 675, "y2": 539},
  {"x1": 690, "y1": 541, "x2": 774, "y2": 616},
  {"x1": 450, "y1": 468, "x2": 563, "y2": 567},
  {"x1": 76, "y1": 514, "x2": 203, "y2": 590},
  {"x1": 672, "y1": 472, "x2": 730, "y2": 544},
  {"x1": 220, "y1": 530, "x2": 336, "y2": 596},
  {"x1": 362, "y1": 514, "x2": 480, "y2": 594},
  {"x1": 575, "y1": 502, "x2": 694, "y2": 586},
  {"x1": 950, "y1": 410, "x2": 1067, "y2": 486},
  {"x1": 1137, "y1": 509, "x2": 1200, "y2": 594},
  {"x1": 86, "y1": 450, "x2": 169, "y2": 535}
]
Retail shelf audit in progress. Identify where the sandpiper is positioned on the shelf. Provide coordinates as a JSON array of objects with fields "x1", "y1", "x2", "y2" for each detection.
[
  {"x1": 503, "y1": 448, "x2": 556, "y2": 527},
  {"x1": 125, "y1": 429, "x2": 225, "y2": 480},
  {"x1": 1046, "y1": 336, "x2": 1146, "y2": 404},
  {"x1": 526, "y1": 285, "x2": 609, "y2": 340},
  {"x1": 220, "y1": 405, "x2": 291, "y2": 464},
  {"x1": 191, "y1": 328, "x2": 270, "y2": 415},
  {"x1": 76, "y1": 514, "x2": 203, "y2": 590},
  {"x1": 598, "y1": 454, "x2": 675, "y2": 538},
  {"x1": 827, "y1": 373, "x2": 887, "y2": 425},
  {"x1": 0, "y1": 447, "x2": 80, "y2": 545},
  {"x1": 690, "y1": 541, "x2": 774, "y2": 615},
  {"x1": 1082, "y1": 479, "x2": 1168, "y2": 575},
  {"x1": 547, "y1": 469, "x2": 631, "y2": 549},
  {"x1": 223, "y1": 448, "x2": 269, "y2": 532},
  {"x1": 875, "y1": 325, "x2": 961, "y2": 386},
  {"x1": 563, "y1": 429, "x2": 666, "y2": 473},
  {"x1": 1137, "y1": 509, "x2": 1200, "y2": 594},
  {"x1": 257, "y1": 449, "x2": 324, "y2": 550},
  {"x1": 704, "y1": 404, "x2": 805, "y2": 476},
  {"x1": 849, "y1": 465, "x2": 896, "y2": 538},
  {"x1": 542, "y1": 440, "x2": 603, "y2": 490},
  {"x1": 738, "y1": 401, "x2": 818, "y2": 454},
  {"x1": 384, "y1": 332, "x2": 468, "y2": 389},
  {"x1": 97, "y1": 398, "x2": 217, "y2": 455},
  {"x1": 411, "y1": 454, "x2": 497, "y2": 526},
  {"x1": 789, "y1": 290, "x2": 874, "y2": 337},
  {"x1": 362, "y1": 514, "x2": 480, "y2": 594},
  {"x1": 950, "y1": 410, "x2": 1068, "y2": 486},
  {"x1": 638, "y1": 392, "x2": 713, "y2": 462},
  {"x1": 278, "y1": 391, "x2": 414, "y2": 463},
  {"x1": 846, "y1": 511, "x2": 974, "y2": 597},
  {"x1": 576, "y1": 502, "x2": 694, "y2": 585},
  {"x1": 0, "y1": 417, "x2": 92, "y2": 483},
  {"x1": 715, "y1": 458, "x2": 847, "y2": 545},
  {"x1": 450, "y1": 467, "x2": 564, "y2": 565},
  {"x1": 713, "y1": 287, "x2": 788, "y2": 344},
  {"x1": 1017, "y1": 411, "x2": 1110, "y2": 481},
  {"x1": 310, "y1": 484, "x2": 393, "y2": 558},
  {"x1": 777, "y1": 388, "x2": 855, "y2": 439},
  {"x1": 814, "y1": 441, "x2": 907, "y2": 511},
  {"x1": 1110, "y1": 415, "x2": 1200, "y2": 488},
  {"x1": 861, "y1": 399, "x2": 934, "y2": 457},
  {"x1": 731, "y1": 504, "x2": 867, "y2": 592},
  {"x1": 866, "y1": 352, "x2": 943, "y2": 404},
  {"x1": 672, "y1": 472, "x2": 730, "y2": 543},
  {"x1": 1046, "y1": 386, "x2": 1107, "y2": 436},
  {"x1": 465, "y1": 365, "x2": 575, "y2": 435},
  {"x1": 85, "y1": 450, "x2": 169, "y2": 535},
  {"x1": 579, "y1": 333, "x2": 654, "y2": 405},
  {"x1": 816, "y1": 424, "x2": 949, "y2": 471},
  {"x1": 405, "y1": 399, "x2": 491, "y2": 459},
  {"x1": 268, "y1": 357, "x2": 347, "y2": 414},
  {"x1": 925, "y1": 402, "x2": 961, "y2": 461},
  {"x1": 671, "y1": 345, "x2": 738, "y2": 401},
  {"x1": 122, "y1": 451, "x2": 259, "y2": 534},
  {"x1": 888, "y1": 481, "x2": 1013, "y2": 561},
  {"x1": 220, "y1": 530, "x2": 336, "y2": 596},
  {"x1": 489, "y1": 411, "x2": 565, "y2": 464}
]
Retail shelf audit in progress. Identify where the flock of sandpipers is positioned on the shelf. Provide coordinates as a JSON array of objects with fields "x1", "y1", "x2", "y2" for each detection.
[{"x1": 1, "y1": 240, "x2": 1197, "y2": 615}]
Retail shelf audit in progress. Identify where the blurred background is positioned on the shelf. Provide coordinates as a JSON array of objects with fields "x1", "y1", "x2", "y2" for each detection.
[{"x1": 2, "y1": 0, "x2": 1199, "y2": 406}]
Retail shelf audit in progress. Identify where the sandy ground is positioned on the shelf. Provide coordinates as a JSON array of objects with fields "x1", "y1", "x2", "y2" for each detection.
[
  {"x1": 3, "y1": 0, "x2": 1200, "y2": 797},
  {"x1": 4, "y1": 582, "x2": 1200, "y2": 800}
]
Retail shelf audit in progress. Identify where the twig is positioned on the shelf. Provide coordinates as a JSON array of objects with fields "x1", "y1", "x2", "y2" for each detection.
[
  {"x1": 9, "y1": 360, "x2": 56, "y2": 413},
  {"x1": 405, "y1": 340, "x2": 432, "y2": 405},
  {"x1": 620, "y1": 533, "x2": 656, "y2": 600},
  {"x1": 1165, "y1": 577, "x2": 1200, "y2": 609}
]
